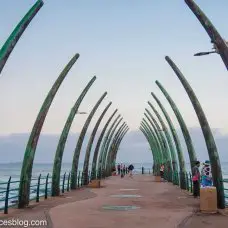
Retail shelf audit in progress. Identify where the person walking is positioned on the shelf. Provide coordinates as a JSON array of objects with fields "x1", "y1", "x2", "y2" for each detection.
[
  {"x1": 128, "y1": 164, "x2": 134, "y2": 178},
  {"x1": 192, "y1": 161, "x2": 201, "y2": 198}
]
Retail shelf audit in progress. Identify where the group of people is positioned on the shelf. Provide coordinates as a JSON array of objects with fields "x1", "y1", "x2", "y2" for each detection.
[
  {"x1": 159, "y1": 160, "x2": 212, "y2": 198},
  {"x1": 192, "y1": 160, "x2": 212, "y2": 198},
  {"x1": 116, "y1": 163, "x2": 134, "y2": 178}
]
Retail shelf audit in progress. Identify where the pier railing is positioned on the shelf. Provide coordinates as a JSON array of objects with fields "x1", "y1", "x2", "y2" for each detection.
[
  {"x1": 0, "y1": 167, "x2": 227, "y2": 214},
  {"x1": 0, "y1": 170, "x2": 92, "y2": 214}
]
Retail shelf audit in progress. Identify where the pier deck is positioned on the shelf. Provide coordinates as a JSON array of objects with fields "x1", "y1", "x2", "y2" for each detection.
[{"x1": 1, "y1": 175, "x2": 228, "y2": 228}]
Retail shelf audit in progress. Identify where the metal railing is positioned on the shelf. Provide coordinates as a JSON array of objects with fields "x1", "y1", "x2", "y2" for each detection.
[{"x1": 0, "y1": 170, "x2": 94, "y2": 214}]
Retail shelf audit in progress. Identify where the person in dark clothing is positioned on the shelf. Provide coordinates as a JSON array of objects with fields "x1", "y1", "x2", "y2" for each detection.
[
  {"x1": 117, "y1": 164, "x2": 121, "y2": 175},
  {"x1": 128, "y1": 164, "x2": 134, "y2": 178},
  {"x1": 192, "y1": 161, "x2": 201, "y2": 198}
]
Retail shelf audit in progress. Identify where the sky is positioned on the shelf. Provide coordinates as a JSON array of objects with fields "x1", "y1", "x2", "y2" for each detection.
[{"x1": 0, "y1": 1, "x2": 228, "y2": 164}]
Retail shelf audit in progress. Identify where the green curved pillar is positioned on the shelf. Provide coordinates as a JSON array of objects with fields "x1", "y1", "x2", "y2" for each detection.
[
  {"x1": 102, "y1": 117, "x2": 123, "y2": 173},
  {"x1": 112, "y1": 128, "x2": 129, "y2": 163},
  {"x1": 97, "y1": 114, "x2": 121, "y2": 174},
  {"x1": 105, "y1": 123, "x2": 127, "y2": 174},
  {"x1": 18, "y1": 53, "x2": 80, "y2": 208},
  {"x1": 141, "y1": 119, "x2": 163, "y2": 173},
  {"x1": 144, "y1": 111, "x2": 173, "y2": 182},
  {"x1": 51, "y1": 76, "x2": 96, "y2": 196},
  {"x1": 151, "y1": 92, "x2": 186, "y2": 188},
  {"x1": 144, "y1": 110, "x2": 171, "y2": 165},
  {"x1": 107, "y1": 124, "x2": 127, "y2": 175},
  {"x1": 140, "y1": 125, "x2": 160, "y2": 174},
  {"x1": 141, "y1": 120, "x2": 163, "y2": 166},
  {"x1": 148, "y1": 101, "x2": 178, "y2": 185},
  {"x1": 0, "y1": 0, "x2": 44, "y2": 74},
  {"x1": 82, "y1": 102, "x2": 112, "y2": 185},
  {"x1": 156, "y1": 80, "x2": 197, "y2": 173},
  {"x1": 91, "y1": 109, "x2": 118, "y2": 180},
  {"x1": 165, "y1": 55, "x2": 225, "y2": 209},
  {"x1": 141, "y1": 125, "x2": 161, "y2": 175},
  {"x1": 185, "y1": 0, "x2": 228, "y2": 70},
  {"x1": 71, "y1": 92, "x2": 107, "y2": 189}
]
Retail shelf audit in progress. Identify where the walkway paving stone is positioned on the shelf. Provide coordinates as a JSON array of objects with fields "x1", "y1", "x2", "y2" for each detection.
[{"x1": 50, "y1": 175, "x2": 199, "y2": 228}]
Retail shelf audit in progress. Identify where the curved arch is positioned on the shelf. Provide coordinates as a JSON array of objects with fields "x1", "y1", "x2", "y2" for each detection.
[
  {"x1": 0, "y1": 0, "x2": 44, "y2": 74},
  {"x1": 82, "y1": 101, "x2": 112, "y2": 184},
  {"x1": 140, "y1": 125, "x2": 160, "y2": 174},
  {"x1": 102, "y1": 117, "x2": 123, "y2": 173},
  {"x1": 155, "y1": 80, "x2": 197, "y2": 173},
  {"x1": 148, "y1": 101, "x2": 178, "y2": 185},
  {"x1": 18, "y1": 53, "x2": 80, "y2": 208},
  {"x1": 91, "y1": 109, "x2": 118, "y2": 180},
  {"x1": 112, "y1": 128, "x2": 129, "y2": 164},
  {"x1": 70, "y1": 92, "x2": 107, "y2": 189},
  {"x1": 105, "y1": 122, "x2": 127, "y2": 175},
  {"x1": 142, "y1": 118, "x2": 163, "y2": 165},
  {"x1": 52, "y1": 76, "x2": 96, "y2": 196},
  {"x1": 141, "y1": 120, "x2": 162, "y2": 166},
  {"x1": 165, "y1": 55, "x2": 225, "y2": 209},
  {"x1": 151, "y1": 92, "x2": 186, "y2": 188},
  {"x1": 185, "y1": 0, "x2": 228, "y2": 70},
  {"x1": 97, "y1": 114, "x2": 121, "y2": 177}
]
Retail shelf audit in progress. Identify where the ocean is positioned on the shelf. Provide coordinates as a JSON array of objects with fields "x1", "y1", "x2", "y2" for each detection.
[{"x1": 0, "y1": 162, "x2": 227, "y2": 209}]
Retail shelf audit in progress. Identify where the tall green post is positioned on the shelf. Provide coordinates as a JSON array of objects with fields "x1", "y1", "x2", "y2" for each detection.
[
  {"x1": 91, "y1": 109, "x2": 118, "y2": 180},
  {"x1": 102, "y1": 118, "x2": 123, "y2": 174},
  {"x1": 52, "y1": 76, "x2": 96, "y2": 196},
  {"x1": 0, "y1": 0, "x2": 44, "y2": 74},
  {"x1": 151, "y1": 92, "x2": 186, "y2": 188},
  {"x1": 82, "y1": 102, "x2": 112, "y2": 185},
  {"x1": 165, "y1": 55, "x2": 225, "y2": 209},
  {"x1": 148, "y1": 101, "x2": 179, "y2": 185},
  {"x1": 71, "y1": 92, "x2": 107, "y2": 189},
  {"x1": 18, "y1": 54, "x2": 80, "y2": 208},
  {"x1": 156, "y1": 80, "x2": 197, "y2": 174},
  {"x1": 105, "y1": 123, "x2": 127, "y2": 175},
  {"x1": 97, "y1": 115, "x2": 121, "y2": 177}
]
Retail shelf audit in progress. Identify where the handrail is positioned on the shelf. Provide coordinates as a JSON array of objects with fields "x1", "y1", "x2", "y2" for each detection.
[{"x1": 0, "y1": 170, "x2": 86, "y2": 214}]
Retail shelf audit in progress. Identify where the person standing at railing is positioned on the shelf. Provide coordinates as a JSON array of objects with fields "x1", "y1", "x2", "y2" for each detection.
[
  {"x1": 201, "y1": 160, "x2": 212, "y2": 187},
  {"x1": 160, "y1": 164, "x2": 165, "y2": 180},
  {"x1": 117, "y1": 164, "x2": 121, "y2": 175},
  {"x1": 192, "y1": 161, "x2": 201, "y2": 198}
]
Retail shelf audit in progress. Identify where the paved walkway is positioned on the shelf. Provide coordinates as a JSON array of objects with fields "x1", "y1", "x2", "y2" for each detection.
[
  {"x1": 1, "y1": 175, "x2": 228, "y2": 228},
  {"x1": 50, "y1": 175, "x2": 198, "y2": 228}
]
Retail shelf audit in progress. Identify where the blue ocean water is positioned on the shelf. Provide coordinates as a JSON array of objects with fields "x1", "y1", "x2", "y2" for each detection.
[{"x1": 0, "y1": 162, "x2": 227, "y2": 209}]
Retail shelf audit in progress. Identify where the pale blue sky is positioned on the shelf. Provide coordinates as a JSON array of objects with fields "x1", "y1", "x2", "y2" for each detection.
[{"x1": 0, "y1": 0, "x2": 228, "y2": 136}]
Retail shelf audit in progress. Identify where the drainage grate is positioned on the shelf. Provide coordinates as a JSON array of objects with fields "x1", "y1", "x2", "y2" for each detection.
[
  {"x1": 102, "y1": 205, "x2": 140, "y2": 211},
  {"x1": 110, "y1": 194, "x2": 142, "y2": 198}
]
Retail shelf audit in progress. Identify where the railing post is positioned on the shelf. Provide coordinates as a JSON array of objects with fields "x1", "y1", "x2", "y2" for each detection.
[
  {"x1": 4, "y1": 176, "x2": 11, "y2": 214},
  {"x1": 62, "y1": 172, "x2": 66, "y2": 194},
  {"x1": 186, "y1": 172, "x2": 189, "y2": 192},
  {"x1": 67, "y1": 172, "x2": 71, "y2": 191},
  {"x1": 77, "y1": 171, "x2": 80, "y2": 188},
  {"x1": 36, "y1": 174, "x2": 41, "y2": 203},
  {"x1": 88, "y1": 170, "x2": 91, "y2": 184},
  {"x1": 45, "y1": 173, "x2": 49, "y2": 199},
  {"x1": 81, "y1": 172, "x2": 84, "y2": 187},
  {"x1": 189, "y1": 172, "x2": 193, "y2": 193}
]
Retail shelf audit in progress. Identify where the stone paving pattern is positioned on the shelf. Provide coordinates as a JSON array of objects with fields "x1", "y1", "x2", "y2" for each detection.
[{"x1": 0, "y1": 175, "x2": 228, "y2": 227}]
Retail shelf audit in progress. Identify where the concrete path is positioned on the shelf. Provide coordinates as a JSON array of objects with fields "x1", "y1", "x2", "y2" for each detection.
[
  {"x1": 1, "y1": 175, "x2": 228, "y2": 227},
  {"x1": 50, "y1": 175, "x2": 198, "y2": 228}
]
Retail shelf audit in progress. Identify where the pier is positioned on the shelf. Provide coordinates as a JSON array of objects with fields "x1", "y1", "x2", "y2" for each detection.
[{"x1": 1, "y1": 0, "x2": 228, "y2": 227}]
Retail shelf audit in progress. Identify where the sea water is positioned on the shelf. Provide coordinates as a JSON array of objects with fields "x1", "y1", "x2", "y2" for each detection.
[{"x1": 0, "y1": 162, "x2": 227, "y2": 209}]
